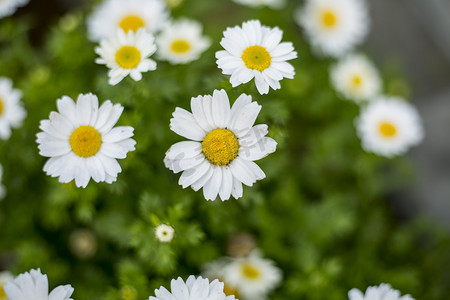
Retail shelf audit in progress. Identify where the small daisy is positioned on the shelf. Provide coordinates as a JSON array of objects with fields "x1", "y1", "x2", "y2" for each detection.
[
  {"x1": 87, "y1": 0, "x2": 169, "y2": 42},
  {"x1": 36, "y1": 93, "x2": 136, "y2": 188},
  {"x1": 0, "y1": 271, "x2": 14, "y2": 300},
  {"x1": 349, "y1": 283, "x2": 414, "y2": 300},
  {"x1": 216, "y1": 20, "x2": 297, "y2": 95},
  {"x1": 296, "y1": 0, "x2": 369, "y2": 58},
  {"x1": 355, "y1": 96, "x2": 423, "y2": 157},
  {"x1": 156, "y1": 19, "x2": 211, "y2": 65},
  {"x1": 95, "y1": 29, "x2": 157, "y2": 85},
  {"x1": 232, "y1": 0, "x2": 285, "y2": 9},
  {"x1": 331, "y1": 53, "x2": 381, "y2": 103},
  {"x1": 155, "y1": 224, "x2": 175, "y2": 243},
  {"x1": 149, "y1": 276, "x2": 235, "y2": 300},
  {"x1": 0, "y1": 0, "x2": 29, "y2": 18},
  {"x1": 222, "y1": 250, "x2": 282, "y2": 300},
  {"x1": 0, "y1": 77, "x2": 26, "y2": 140},
  {"x1": 164, "y1": 89, "x2": 277, "y2": 201},
  {"x1": 4, "y1": 269, "x2": 74, "y2": 300}
]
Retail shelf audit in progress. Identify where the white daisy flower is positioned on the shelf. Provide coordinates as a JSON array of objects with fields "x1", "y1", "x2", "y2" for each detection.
[
  {"x1": 216, "y1": 20, "x2": 297, "y2": 95},
  {"x1": 0, "y1": 271, "x2": 14, "y2": 300},
  {"x1": 349, "y1": 283, "x2": 414, "y2": 300},
  {"x1": 156, "y1": 19, "x2": 211, "y2": 65},
  {"x1": 149, "y1": 276, "x2": 235, "y2": 300},
  {"x1": 87, "y1": 0, "x2": 169, "y2": 42},
  {"x1": 330, "y1": 53, "x2": 381, "y2": 103},
  {"x1": 4, "y1": 269, "x2": 74, "y2": 300},
  {"x1": 0, "y1": 0, "x2": 29, "y2": 18},
  {"x1": 95, "y1": 29, "x2": 157, "y2": 85},
  {"x1": 232, "y1": 0, "x2": 285, "y2": 10},
  {"x1": 36, "y1": 93, "x2": 136, "y2": 188},
  {"x1": 202, "y1": 259, "x2": 240, "y2": 298},
  {"x1": 0, "y1": 77, "x2": 26, "y2": 140},
  {"x1": 296, "y1": 0, "x2": 369, "y2": 58},
  {"x1": 355, "y1": 96, "x2": 424, "y2": 157},
  {"x1": 155, "y1": 224, "x2": 175, "y2": 243},
  {"x1": 222, "y1": 250, "x2": 282, "y2": 300},
  {"x1": 164, "y1": 89, "x2": 277, "y2": 201}
]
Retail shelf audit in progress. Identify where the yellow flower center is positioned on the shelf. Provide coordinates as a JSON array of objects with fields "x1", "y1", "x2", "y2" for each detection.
[
  {"x1": 352, "y1": 75, "x2": 362, "y2": 87},
  {"x1": 241, "y1": 262, "x2": 260, "y2": 279},
  {"x1": 379, "y1": 122, "x2": 397, "y2": 138},
  {"x1": 170, "y1": 40, "x2": 191, "y2": 54},
  {"x1": 0, "y1": 284, "x2": 7, "y2": 300},
  {"x1": 0, "y1": 97, "x2": 4, "y2": 116},
  {"x1": 223, "y1": 282, "x2": 239, "y2": 298},
  {"x1": 321, "y1": 10, "x2": 338, "y2": 28},
  {"x1": 202, "y1": 129, "x2": 239, "y2": 166},
  {"x1": 119, "y1": 15, "x2": 145, "y2": 33},
  {"x1": 241, "y1": 45, "x2": 271, "y2": 72},
  {"x1": 69, "y1": 126, "x2": 102, "y2": 157},
  {"x1": 115, "y1": 46, "x2": 141, "y2": 69}
]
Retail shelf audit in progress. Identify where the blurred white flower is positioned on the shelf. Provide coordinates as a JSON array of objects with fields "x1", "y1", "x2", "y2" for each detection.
[
  {"x1": 232, "y1": 0, "x2": 285, "y2": 10},
  {"x1": 4, "y1": 269, "x2": 74, "y2": 300},
  {"x1": 0, "y1": 0, "x2": 29, "y2": 18},
  {"x1": 296, "y1": 0, "x2": 369, "y2": 58},
  {"x1": 96, "y1": 29, "x2": 157, "y2": 85},
  {"x1": 164, "y1": 89, "x2": 277, "y2": 201},
  {"x1": 156, "y1": 19, "x2": 211, "y2": 65},
  {"x1": 202, "y1": 259, "x2": 240, "y2": 299},
  {"x1": 87, "y1": 0, "x2": 169, "y2": 42},
  {"x1": 155, "y1": 224, "x2": 175, "y2": 243},
  {"x1": 216, "y1": 20, "x2": 297, "y2": 95},
  {"x1": 331, "y1": 53, "x2": 381, "y2": 103},
  {"x1": 348, "y1": 283, "x2": 414, "y2": 300},
  {"x1": 355, "y1": 96, "x2": 424, "y2": 157},
  {"x1": 36, "y1": 93, "x2": 136, "y2": 188},
  {"x1": 0, "y1": 77, "x2": 26, "y2": 140}
]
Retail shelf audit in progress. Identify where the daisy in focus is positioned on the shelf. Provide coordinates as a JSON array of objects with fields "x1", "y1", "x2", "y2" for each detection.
[
  {"x1": 87, "y1": 0, "x2": 169, "y2": 42},
  {"x1": 155, "y1": 224, "x2": 175, "y2": 243},
  {"x1": 222, "y1": 250, "x2": 282, "y2": 300},
  {"x1": 0, "y1": 271, "x2": 13, "y2": 300},
  {"x1": 0, "y1": 0, "x2": 29, "y2": 18},
  {"x1": 355, "y1": 96, "x2": 423, "y2": 157},
  {"x1": 36, "y1": 93, "x2": 136, "y2": 188},
  {"x1": 95, "y1": 29, "x2": 157, "y2": 85},
  {"x1": 216, "y1": 20, "x2": 297, "y2": 95},
  {"x1": 232, "y1": 0, "x2": 285, "y2": 10},
  {"x1": 330, "y1": 53, "x2": 381, "y2": 103},
  {"x1": 156, "y1": 19, "x2": 211, "y2": 65},
  {"x1": 149, "y1": 276, "x2": 236, "y2": 300},
  {"x1": 3, "y1": 269, "x2": 74, "y2": 300},
  {"x1": 0, "y1": 77, "x2": 26, "y2": 140},
  {"x1": 348, "y1": 283, "x2": 414, "y2": 300},
  {"x1": 164, "y1": 89, "x2": 277, "y2": 201},
  {"x1": 296, "y1": 0, "x2": 369, "y2": 58}
]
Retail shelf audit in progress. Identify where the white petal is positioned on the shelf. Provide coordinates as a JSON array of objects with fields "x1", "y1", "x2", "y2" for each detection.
[
  {"x1": 74, "y1": 162, "x2": 91, "y2": 188},
  {"x1": 191, "y1": 166, "x2": 214, "y2": 191},
  {"x1": 203, "y1": 166, "x2": 222, "y2": 200},
  {"x1": 191, "y1": 96, "x2": 214, "y2": 132},
  {"x1": 238, "y1": 124, "x2": 268, "y2": 148},
  {"x1": 170, "y1": 154, "x2": 206, "y2": 174},
  {"x1": 98, "y1": 103, "x2": 124, "y2": 134},
  {"x1": 239, "y1": 137, "x2": 277, "y2": 161},
  {"x1": 211, "y1": 89, "x2": 231, "y2": 128},
  {"x1": 165, "y1": 141, "x2": 202, "y2": 161},
  {"x1": 219, "y1": 166, "x2": 232, "y2": 201},
  {"x1": 102, "y1": 126, "x2": 134, "y2": 143},
  {"x1": 231, "y1": 176, "x2": 243, "y2": 199},
  {"x1": 86, "y1": 156, "x2": 106, "y2": 182},
  {"x1": 170, "y1": 108, "x2": 206, "y2": 141},
  {"x1": 179, "y1": 160, "x2": 210, "y2": 188},
  {"x1": 229, "y1": 102, "x2": 261, "y2": 138}
]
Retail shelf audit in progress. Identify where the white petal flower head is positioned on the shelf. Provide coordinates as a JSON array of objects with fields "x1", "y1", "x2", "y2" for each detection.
[
  {"x1": 232, "y1": 0, "x2": 285, "y2": 10},
  {"x1": 0, "y1": 77, "x2": 26, "y2": 140},
  {"x1": 149, "y1": 276, "x2": 235, "y2": 300},
  {"x1": 164, "y1": 89, "x2": 277, "y2": 201},
  {"x1": 0, "y1": 271, "x2": 14, "y2": 300},
  {"x1": 36, "y1": 93, "x2": 136, "y2": 188},
  {"x1": 156, "y1": 19, "x2": 211, "y2": 65},
  {"x1": 348, "y1": 283, "x2": 414, "y2": 300},
  {"x1": 4, "y1": 269, "x2": 74, "y2": 300},
  {"x1": 95, "y1": 29, "x2": 157, "y2": 85},
  {"x1": 331, "y1": 53, "x2": 381, "y2": 103},
  {"x1": 355, "y1": 96, "x2": 424, "y2": 158},
  {"x1": 296, "y1": 0, "x2": 369, "y2": 58},
  {"x1": 155, "y1": 224, "x2": 175, "y2": 243},
  {"x1": 222, "y1": 250, "x2": 282, "y2": 300},
  {"x1": 0, "y1": 0, "x2": 29, "y2": 18},
  {"x1": 87, "y1": 0, "x2": 169, "y2": 42},
  {"x1": 216, "y1": 20, "x2": 297, "y2": 95}
]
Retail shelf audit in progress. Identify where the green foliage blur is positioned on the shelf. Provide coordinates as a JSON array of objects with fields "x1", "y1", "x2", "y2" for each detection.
[{"x1": 0, "y1": 0, "x2": 449, "y2": 299}]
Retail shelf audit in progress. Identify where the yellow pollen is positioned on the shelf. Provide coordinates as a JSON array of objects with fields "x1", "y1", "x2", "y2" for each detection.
[
  {"x1": 69, "y1": 126, "x2": 102, "y2": 157},
  {"x1": 241, "y1": 45, "x2": 271, "y2": 72},
  {"x1": 202, "y1": 129, "x2": 239, "y2": 166},
  {"x1": 170, "y1": 40, "x2": 191, "y2": 54},
  {"x1": 241, "y1": 263, "x2": 260, "y2": 279},
  {"x1": 322, "y1": 10, "x2": 338, "y2": 28},
  {"x1": 352, "y1": 75, "x2": 362, "y2": 87},
  {"x1": 119, "y1": 15, "x2": 145, "y2": 33},
  {"x1": 0, "y1": 97, "x2": 4, "y2": 116},
  {"x1": 379, "y1": 122, "x2": 397, "y2": 138},
  {"x1": 115, "y1": 46, "x2": 141, "y2": 69}
]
